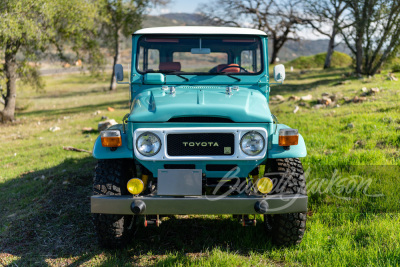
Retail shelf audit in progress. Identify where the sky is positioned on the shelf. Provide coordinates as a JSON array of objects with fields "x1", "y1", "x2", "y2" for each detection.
[
  {"x1": 149, "y1": 0, "x2": 325, "y2": 40},
  {"x1": 150, "y1": 0, "x2": 205, "y2": 15}
]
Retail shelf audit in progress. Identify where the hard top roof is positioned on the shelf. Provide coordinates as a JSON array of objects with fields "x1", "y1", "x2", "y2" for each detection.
[{"x1": 134, "y1": 26, "x2": 267, "y2": 36}]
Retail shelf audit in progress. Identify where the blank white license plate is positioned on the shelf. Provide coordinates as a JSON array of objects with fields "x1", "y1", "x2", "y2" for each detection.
[{"x1": 157, "y1": 169, "x2": 202, "y2": 196}]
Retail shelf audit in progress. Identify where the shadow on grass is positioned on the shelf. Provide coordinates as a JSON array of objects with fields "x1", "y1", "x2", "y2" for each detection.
[
  {"x1": 17, "y1": 100, "x2": 129, "y2": 118},
  {"x1": 31, "y1": 88, "x2": 108, "y2": 100},
  {"x1": 30, "y1": 85, "x2": 131, "y2": 100},
  {"x1": 272, "y1": 69, "x2": 352, "y2": 95},
  {"x1": 0, "y1": 157, "x2": 98, "y2": 266},
  {"x1": 0, "y1": 157, "x2": 274, "y2": 266}
]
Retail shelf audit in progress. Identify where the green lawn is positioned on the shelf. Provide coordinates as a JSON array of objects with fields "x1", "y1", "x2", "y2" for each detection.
[{"x1": 0, "y1": 69, "x2": 399, "y2": 266}]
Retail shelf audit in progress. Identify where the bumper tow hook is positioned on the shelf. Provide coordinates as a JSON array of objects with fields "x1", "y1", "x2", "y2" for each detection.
[
  {"x1": 130, "y1": 200, "x2": 146, "y2": 215},
  {"x1": 254, "y1": 200, "x2": 269, "y2": 214}
]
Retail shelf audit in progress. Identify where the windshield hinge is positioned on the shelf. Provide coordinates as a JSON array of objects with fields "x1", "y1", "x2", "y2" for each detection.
[{"x1": 258, "y1": 75, "x2": 268, "y2": 86}]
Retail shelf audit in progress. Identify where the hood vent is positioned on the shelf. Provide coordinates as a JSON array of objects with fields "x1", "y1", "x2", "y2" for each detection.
[{"x1": 167, "y1": 116, "x2": 234, "y2": 123}]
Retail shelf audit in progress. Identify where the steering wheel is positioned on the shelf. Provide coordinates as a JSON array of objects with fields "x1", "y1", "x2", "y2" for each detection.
[{"x1": 218, "y1": 65, "x2": 249, "y2": 73}]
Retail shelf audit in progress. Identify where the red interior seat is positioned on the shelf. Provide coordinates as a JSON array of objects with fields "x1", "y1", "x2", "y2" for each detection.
[{"x1": 159, "y1": 62, "x2": 181, "y2": 71}]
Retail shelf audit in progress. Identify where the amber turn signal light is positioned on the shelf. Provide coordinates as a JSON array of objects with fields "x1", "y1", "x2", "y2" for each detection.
[
  {"x1": 101, "y1": 130, "x2": 122, "y2": 147},
  {"x1": 278, "y1": 129, "x2": 298, "y2": 146}
]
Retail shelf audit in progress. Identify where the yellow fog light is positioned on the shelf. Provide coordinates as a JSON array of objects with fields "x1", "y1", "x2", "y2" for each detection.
[
  {"x1": 257, "y1": 177, "x2": 273, "y2": 194},
  {"x1": 127, "y1": 178, "x2": 144, "y2": 195}
]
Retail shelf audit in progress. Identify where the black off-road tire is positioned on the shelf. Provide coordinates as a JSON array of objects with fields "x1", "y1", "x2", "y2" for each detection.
[
  {"x1": 92, "y1": 159, "x2": 136, "y2": 249},
  {"x1": 264, "y1": 158, "x2": 307, "y2": 246}
]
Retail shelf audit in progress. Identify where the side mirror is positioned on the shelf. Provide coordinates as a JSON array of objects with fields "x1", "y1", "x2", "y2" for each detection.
[
  {"x1": 115, "y1": 64, "x2": 124, "y2": 81},
  {"x1": 273, "y1": 64, "x2": 286, "y2": 83}
]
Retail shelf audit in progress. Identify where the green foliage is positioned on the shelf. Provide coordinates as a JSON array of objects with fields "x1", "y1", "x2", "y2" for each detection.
[
  {"x1": 101, "y1": 0, "x2": 148, "y2": 45},
  {"x1": 0, "y1": 0, "x2": 99, "y2": 51},
  {"x1": 391, "y1": 64, "x2": 400, "y2": 73},
  {"x1": 0, "y1": 0, "x2": 102, "y2": 86},
  {"x1": 17, "y1": 62, "x2": 44, "y2": 91},
  {"x1": 288, "y1": 51, "x2": 353, "y2": 69},
  {"x1": 0, "y1": 0, "x2": 105, "y2": 121},
  {"x1": 387, "y1": 57, "x2": 400, "y2": 72}
]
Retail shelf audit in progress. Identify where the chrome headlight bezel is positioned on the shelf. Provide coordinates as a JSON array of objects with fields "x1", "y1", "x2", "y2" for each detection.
[
  {"x1": 240, "y1": 131, "x2": 265, "y2": 156},
  {"x1": 136, "y1": 132, "x2": 162, "y2": 157}
]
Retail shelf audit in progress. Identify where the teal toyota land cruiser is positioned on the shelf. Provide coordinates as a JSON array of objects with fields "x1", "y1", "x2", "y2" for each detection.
[{"x1": 91, "y1": 26, "x2": 307, "y2": 248}]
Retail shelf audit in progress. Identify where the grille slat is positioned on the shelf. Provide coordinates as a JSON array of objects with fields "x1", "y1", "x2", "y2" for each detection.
[
  {"x1": 164, "y1": 164, "x2": 196, "y2": 169},
  {"x1": 167, "y1": 133, "x2": 235, "y2": 156}
]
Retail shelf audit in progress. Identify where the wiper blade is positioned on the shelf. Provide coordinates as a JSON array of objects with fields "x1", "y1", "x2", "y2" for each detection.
[
  {"x1": 227, "y1": 74, "x2": 241, "y2": 82},
  {"x1": 163, "y1": 71, "x2": 189, "y2": 82},
  {"x1": 176, "y1": 74, "x2": 189, "y2": 82}
]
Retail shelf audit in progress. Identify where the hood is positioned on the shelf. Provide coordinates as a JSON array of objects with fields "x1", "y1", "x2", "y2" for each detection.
[{"x1": 129, "y1": 86, "x2": 273, "y2": 123}]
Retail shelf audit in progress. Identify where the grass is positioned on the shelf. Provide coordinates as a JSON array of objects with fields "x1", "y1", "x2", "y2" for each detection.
[{"x1": 0, "y1": 69, "x2": 400, "y2": 266}]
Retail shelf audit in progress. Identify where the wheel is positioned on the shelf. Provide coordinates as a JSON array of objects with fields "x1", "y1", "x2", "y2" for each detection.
[
  {"x1": 264, "y1": 158, "x2": 307, "y2": 246},
  {"x1": 92, "y1": 159, "x2": 136, "y2": 249}
]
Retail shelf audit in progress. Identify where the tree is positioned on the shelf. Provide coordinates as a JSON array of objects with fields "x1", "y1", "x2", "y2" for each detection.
[
  {"x1": 341, "y1": 0, "x2": 400, "y2": 75},
  {"x1": 304, "y1": 0, "x2": 348, "y2": 69},
  {"x1": 103, "y1": 0, "x2": 169, "y2": 91},
  {"x1": 199, "y1": 0, "x2": 306, "y2": 64},
  {"x1": 101, "y1": 0, "x2": 147, "y2": 91},
  {"x1": 0, "y1": 0, "x2": 100, "y2": 123}
]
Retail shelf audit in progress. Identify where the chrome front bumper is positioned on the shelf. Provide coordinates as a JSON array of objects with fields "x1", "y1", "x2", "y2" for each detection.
[{"x1": 91, "y1": 194, "x2": 308, "y2": 215}]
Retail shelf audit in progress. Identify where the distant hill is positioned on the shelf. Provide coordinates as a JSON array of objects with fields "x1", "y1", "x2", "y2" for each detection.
[
  {"x1": 142, "y1": 13, "x2": 209, "y2": 28},
  {"x1": 276, "y1": 40, "x2": 350, "y2": 62},
  {"x1": 161, "y1": 13, "x2": 208, "y2": 26},
  {"x1": 142, "y1": 13, "x2": 351, "y2": 62}
]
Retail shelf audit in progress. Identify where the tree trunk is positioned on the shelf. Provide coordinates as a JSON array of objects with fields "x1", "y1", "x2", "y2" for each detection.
[
  {"x1": 270, "y1": 40, "x2": 279, "y2": 65},
  {"x1": 324, "y1": 28, "x2": 337, "y2": 69},
  {"x1": 355, "y1": 36, "x2": 363, "y2": 74},
  {"x1": 109, "y1": 32, "x2": 119, "y2": 91},
  {"x1": 1, "y1": 41, "x2": 19, "y2": 123}
]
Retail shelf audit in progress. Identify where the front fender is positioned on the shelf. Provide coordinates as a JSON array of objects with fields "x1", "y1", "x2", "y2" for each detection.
[
  {"x1": 267, "y1": 124, "x2": 307, "y2": 159},
  {"x1": 92, "y1": 124, "x2": 133, "y2": 159}
]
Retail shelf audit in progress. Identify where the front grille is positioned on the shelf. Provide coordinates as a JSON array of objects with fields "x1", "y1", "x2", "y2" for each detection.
[
  {"x1": 164, "y1": 164, "x2": 196, "y2": 169},
  {"x1": 167, "y1": 133, "x2": 235, "y2": 156}
]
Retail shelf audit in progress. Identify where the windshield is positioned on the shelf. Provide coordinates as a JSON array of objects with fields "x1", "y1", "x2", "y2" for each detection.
[{"x1": 136, "y1": 35, "x2": 263, "y2": 75}]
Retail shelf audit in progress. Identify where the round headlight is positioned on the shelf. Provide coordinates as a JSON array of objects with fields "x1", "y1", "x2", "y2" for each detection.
[
  {"x1": 136, "y1": 132, "x2": 161, "y2": 157},
  {"x1": 240, "y1": 131, "x2": 265, "y2": 156}
]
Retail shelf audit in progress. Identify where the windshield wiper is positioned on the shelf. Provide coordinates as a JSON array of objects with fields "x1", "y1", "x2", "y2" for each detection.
[
  {"x1": 175, "y1": 74, "x2": 189, "y2": 82},
  {"x1": 162, "y1": 71, "x2": 189, "y2": 82},
  {"x1": 227, "y1": 74, "x2": 241, "y2": 82}
]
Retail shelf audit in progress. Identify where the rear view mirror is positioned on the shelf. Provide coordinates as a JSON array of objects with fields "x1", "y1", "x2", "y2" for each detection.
[
  {"x1": 191, "y1": 48, "x2": 211, "y2": 54},
  {"x1": 115, "y1": 64, "x2": 124, "y2": 81},
  {"x1": 191, "y1": 38, "x2": 211, "y2": 54},
  {"x1": 273, "y1": 64, "x2": 286, "y2": 83}
]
